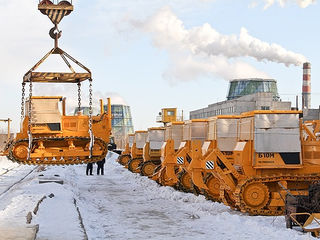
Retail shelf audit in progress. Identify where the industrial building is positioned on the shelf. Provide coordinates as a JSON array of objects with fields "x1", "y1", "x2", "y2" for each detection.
[
  {"x1": 190, "y1": 78, "x2": 291, "y2": 119},
  {"x1": 104, "y1": 104, "x2": 134, "y2": 149},
  {"x1": 190, "y1": 63, "x2": 320, "y2": 121},
  {"x1": 227, "y1": 78, "x2": 279, "y2": 100}
]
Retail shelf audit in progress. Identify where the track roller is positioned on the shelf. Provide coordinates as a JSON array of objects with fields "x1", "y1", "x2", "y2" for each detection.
[
  {"x1": 177, "y1": 169, "x2": 193, "y2": 193},
  {"x1": 118, "y1": 155, "x2": 131, "y2": 166},
  {"x1": 140, "y1": 161, "x2": 158, "y2": 177},
  {"x1": 128, "y1": 158, "x2": 142, "y2": 173}
]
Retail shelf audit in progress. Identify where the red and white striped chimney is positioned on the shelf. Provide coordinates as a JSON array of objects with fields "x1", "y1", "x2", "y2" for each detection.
[{"x1": 302, "y1": 62, "x2": 311, "y2": 109}]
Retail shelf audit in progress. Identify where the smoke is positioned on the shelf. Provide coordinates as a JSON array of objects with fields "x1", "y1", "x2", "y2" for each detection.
[
  {"x1": 258, "y1": 0, "x2": 316, "y2": 9},
  {"x1": 163, "y1": 54, "x2": 270, "y2": 83},
  {"x1": 131, "y1": 7, "x2": 306, "y2": 82}
]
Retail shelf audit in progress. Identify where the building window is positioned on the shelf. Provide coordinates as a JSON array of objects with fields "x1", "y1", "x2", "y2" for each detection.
[{"x1": 261, "y1": 106, "x2": 270, "y2": 110}]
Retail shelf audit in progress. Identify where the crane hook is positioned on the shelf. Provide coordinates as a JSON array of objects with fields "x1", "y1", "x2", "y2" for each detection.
[{"x1": 49, "y1": 25, "x2": 62, "y2": 40}]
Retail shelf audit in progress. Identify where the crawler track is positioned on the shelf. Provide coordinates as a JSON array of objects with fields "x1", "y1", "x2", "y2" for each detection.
[
  {"x1": 232, "y1": 175, "x2": 320, "y2": 216},
  {"x1": 7, "y1": 136, "x2": 108, "y2": 165}
]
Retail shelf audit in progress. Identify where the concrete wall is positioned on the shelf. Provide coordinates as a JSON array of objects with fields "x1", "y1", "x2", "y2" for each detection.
[{"x1": 303, "y1": 108, "x2": 320, "y2": 121}]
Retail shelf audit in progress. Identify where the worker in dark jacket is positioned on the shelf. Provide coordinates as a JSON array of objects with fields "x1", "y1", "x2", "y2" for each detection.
[
  {"x1": 86, "y1": 162, "x2": 93, "y2": 175},
  {"x1": 97, "y1": 158, "x2": 106, "y2": 175}
]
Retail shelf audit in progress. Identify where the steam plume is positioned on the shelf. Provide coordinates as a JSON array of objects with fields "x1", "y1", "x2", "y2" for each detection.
[{"x1": 132, "y1": 7, "x2": 306, "y2": 82}]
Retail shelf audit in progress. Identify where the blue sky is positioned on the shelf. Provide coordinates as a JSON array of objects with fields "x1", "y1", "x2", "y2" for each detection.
[{"x1": 0, "y1": 0, "x2": 319, "y2": 131}]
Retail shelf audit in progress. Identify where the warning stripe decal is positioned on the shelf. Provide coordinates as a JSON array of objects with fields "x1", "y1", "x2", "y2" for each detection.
[
  {"x1": 206, "y1": 161, "x2": 214, "y2": 170},
  {"x1": 177, "y1": 157, "x2": 184, "y2": 164}
]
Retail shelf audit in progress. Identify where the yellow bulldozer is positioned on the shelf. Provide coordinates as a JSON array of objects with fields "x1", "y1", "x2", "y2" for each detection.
[
  {"x1": 117, "y1": 107, "x2": 182, "y2": 171},
  {"x1": 140, "y1": 127, "x2": 166, "y2": 177},
  {"x1": 5, "y1": 97, "x2": 111, "y2": 165},
  {"x1": 127, "y1": 130, "x2": 148, "y2": 173},
  {"x1": 199, "y1": 110, "x2": 320, "y2": 215},
  {"x1": 155, "y1": 119, "x2": 208, "y2": 192},
  {"x1": 121, "y1": 107, "x2": 320, "y2": 217},
  {"x1": 188, "y1": 115, "x2": 239, "y2": 201},
  {"x1": 152, "y1": 121, "x2": 184, "y2": 185},
  {"x1": 117, "y1": 133, "x2": 135, "y2": 167},
  {"x1": 2, "y1": 0, "x2": 112, "y2": 165}
]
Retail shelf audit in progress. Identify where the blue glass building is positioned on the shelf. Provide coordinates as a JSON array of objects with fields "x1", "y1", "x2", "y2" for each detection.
[
  {"x1": 227, "y1": 78, "x2": 279, "y2": 100},
  {"x1": 104, "y1": 104, "x2": 134, "y2": 149}
]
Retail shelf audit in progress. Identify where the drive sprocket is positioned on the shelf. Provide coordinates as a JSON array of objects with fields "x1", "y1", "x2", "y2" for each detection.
[
  {"x1": 239, "y1": 182, "x2": 270, "y2": 213},
  {"x1": 203, "y1": 174, "x2": 221, "y2": 202},
  {"x1": 118, "y1": 155, "x2": 131, "y2": 166},
  {"x1": 140, "y1": 161, "x2": 157, "y2": 177},
  {"x1": 128, "y1": 158, "x2": 142, "y2": 173}
]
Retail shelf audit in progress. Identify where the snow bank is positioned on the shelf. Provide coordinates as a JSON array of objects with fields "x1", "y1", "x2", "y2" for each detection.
[{"x1": 63, "y1": 152, "x2": 309, "y2": 240}]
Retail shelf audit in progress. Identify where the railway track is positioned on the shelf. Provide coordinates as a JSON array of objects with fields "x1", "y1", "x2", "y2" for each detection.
[
  {"x1": 0, "y1": 165, "x2": 19, "y2": 177},
  {"x1": 0, "y1": 165, "x2": 38, "y2": 198}
]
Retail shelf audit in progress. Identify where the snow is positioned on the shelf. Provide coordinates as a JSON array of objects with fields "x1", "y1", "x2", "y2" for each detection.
[
  {"x1": 0, "y1": 154, "x2": 314, "y2": 239},
  {"x1": 0, "y1": 157, "x2": 19, "y2": 175}
]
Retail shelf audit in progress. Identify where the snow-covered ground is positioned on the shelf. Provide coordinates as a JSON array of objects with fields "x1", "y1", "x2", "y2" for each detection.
[{"x1": 0, "y1": 154, "x2": 313, "y2": 240}]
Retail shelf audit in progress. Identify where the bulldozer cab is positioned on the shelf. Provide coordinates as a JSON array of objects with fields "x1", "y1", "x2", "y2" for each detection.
[
  {"x1": 26, "y1": 96, "x2": 63, "y2": 133},
  {"x1": 157, "y1": 108, "x2": 184, "y2": 126},
  {"x1": 144, "y1": 127, "x2": 165, "y2": 160},
  {"x1": 234, "y1": 110, "x2": 302, "y2": 169},
  {"x1": 128, "y1": 134, "x2": 135, "y2": 148},
  {"x1": 147, "y1": 128, "x2": 165, "y2": 150},
  {"x1": 164, "y1": 122, "x2": 184, "y2": 150},
  {"x1": 182, "y1": 120, "x2": 208, "y2": 144},
  {"x1": 134, "y1": 131, "x2": 148, "y2": 150}
]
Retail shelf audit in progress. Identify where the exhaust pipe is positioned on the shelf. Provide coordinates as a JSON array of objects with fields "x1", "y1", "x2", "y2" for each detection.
[{"x1": 107, "y1": 98, "x2": 112, "y2": 131}]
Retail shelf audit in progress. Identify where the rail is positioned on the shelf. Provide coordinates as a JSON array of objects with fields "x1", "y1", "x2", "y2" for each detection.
[{"x1": 0, "y1": 166, "x2": 38, "y2": 197}]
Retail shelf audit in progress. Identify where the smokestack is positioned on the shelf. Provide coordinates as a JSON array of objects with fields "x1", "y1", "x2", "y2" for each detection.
[{"x1": 302, "y1": 62, "x2": 311, "y2": 109}]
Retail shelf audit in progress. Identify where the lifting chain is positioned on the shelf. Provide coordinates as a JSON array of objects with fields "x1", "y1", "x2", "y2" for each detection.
[
  {"x1": 27, "y1": 81, "x2": 33, "y2": 160},
  {"x1": 77, "y1": 82, "x2": 81, "y2": 112},
  {"x1": 21, "y1": 83, "x2": 26, "y2": 120},
  {"x1": 88, "y1": 79, "x2": 94, "y2": 158}
]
